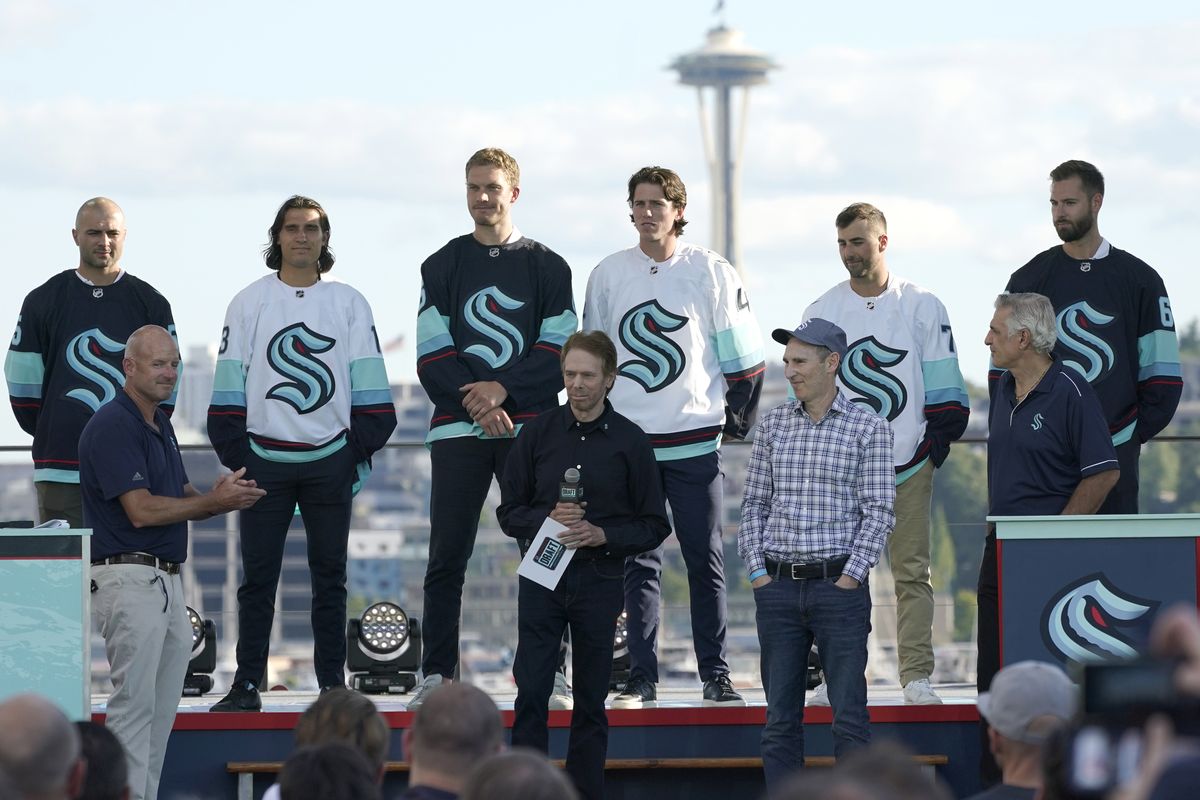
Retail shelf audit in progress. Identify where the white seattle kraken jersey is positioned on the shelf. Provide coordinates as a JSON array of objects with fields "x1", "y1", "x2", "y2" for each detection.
[
  {"x1": 805, "y1": 276, "x2": 967, "y2": 476},
  {"x1": 213, "y1": 274, "x2": 386, "y2": 451},
  {"x1": 584, "y1": 242, "x2": 764, "y2": 460}
]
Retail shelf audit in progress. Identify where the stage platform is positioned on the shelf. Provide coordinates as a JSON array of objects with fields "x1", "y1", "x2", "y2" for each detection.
[{"x1": 94, "y1": 684, "x2": 985, "y2": 799}]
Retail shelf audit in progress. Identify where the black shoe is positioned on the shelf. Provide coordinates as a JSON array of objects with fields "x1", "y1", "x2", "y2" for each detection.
[
  {"x1": 611, "y1": 677, "x2": 656, "y2": 708},
  {"x1": 210, "y1": 680, "x2": 262, "y2": 712},
  {"x1": 320, "y1": 684, "x2": 348, "y2": 695},
  {"x1": 702, "y1": 674, "x2": 745, "y2": 706}
]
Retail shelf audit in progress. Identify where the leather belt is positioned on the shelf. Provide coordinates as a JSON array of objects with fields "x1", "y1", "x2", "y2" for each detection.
[
  {"x1": 91, "y1": 553, "x2": 181, "y2": 575},
  {"x1": 765, "y1": 555, "x2": 848, "y2": 581}
]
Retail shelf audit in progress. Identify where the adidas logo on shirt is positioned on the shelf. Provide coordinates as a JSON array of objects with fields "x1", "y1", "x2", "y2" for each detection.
[{"x1": 132, "y1": 471, "x2": 144, "y2": 481}]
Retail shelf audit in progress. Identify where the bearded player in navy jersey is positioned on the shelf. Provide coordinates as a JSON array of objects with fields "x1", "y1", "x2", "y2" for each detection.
[
  {"x1": 411, "y1": 148, "x2": 577, "y2": 708},
  {"x1": 999, "y1": 160, "x2": 1181, "y2": 514}
]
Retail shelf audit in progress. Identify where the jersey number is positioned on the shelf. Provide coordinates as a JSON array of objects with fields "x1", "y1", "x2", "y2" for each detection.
[
  {"x1": 1159, "y1": 297, "x2": 1174, "y2": 329},
  {"x1": 219, "y1": 326, "x2": 229, "y2": 355}
]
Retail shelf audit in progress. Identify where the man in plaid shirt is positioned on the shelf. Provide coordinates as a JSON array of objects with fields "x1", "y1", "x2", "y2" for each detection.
[{"x1": 738, "y1": 318, "x2": 896, "y2": 788}]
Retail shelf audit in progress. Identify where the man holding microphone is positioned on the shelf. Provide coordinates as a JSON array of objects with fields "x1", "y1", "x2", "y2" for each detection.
[{"x1": 499, "y1": 331, "x2": 670, "y2": 800}]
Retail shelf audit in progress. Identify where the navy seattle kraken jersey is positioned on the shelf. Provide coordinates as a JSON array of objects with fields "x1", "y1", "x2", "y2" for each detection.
[
  {"x1": 416, "y1": 232, "x2": 576, "y2": 443},
  {"x1": 999, "y1": 242, "x2": 1181, "y2": 446},
  {"x1": 5, "y1": 270, "x2": 176, "y2": 483}
]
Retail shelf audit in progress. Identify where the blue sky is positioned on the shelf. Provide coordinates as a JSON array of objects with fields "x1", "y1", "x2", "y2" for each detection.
[{"x1": 1, "y1": 0, "x2": 1198, "y2": 445}]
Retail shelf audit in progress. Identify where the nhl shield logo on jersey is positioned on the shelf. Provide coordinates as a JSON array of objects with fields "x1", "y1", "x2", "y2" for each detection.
[
  {"x1": 839, "y1": 336, "x2": 909, "y2": 422},
  {"x1": 266, "y1": 322, "x2": 337, "y2": 414},
  {"x1": 617, "y1": 300, "x2": 688, "y2": 393},
  {"x1": 1056, "y1": 301, "x2": 1116, "y2": 382},
  {"x1": 65, "y1": 328, "x2": 126, "y2": 412},
  {"x1": 462, "y1": 286, "x2": 527, "y2": 369}
]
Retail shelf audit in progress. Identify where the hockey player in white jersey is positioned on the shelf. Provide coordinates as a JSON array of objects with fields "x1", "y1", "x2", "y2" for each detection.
[
  {"x1": 207, "y1": 196, "x2": 397, "y2": 710},
  {"x1": 584, "y1": 166, "x2": 765, "y2": 708},
  {"x1": 804, "y1": 202, "x2": 969, "y2": 706}
]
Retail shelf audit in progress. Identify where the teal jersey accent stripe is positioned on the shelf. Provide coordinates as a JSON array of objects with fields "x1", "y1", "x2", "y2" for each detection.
[
  {"x1": 1137, "y1": 330, "x2": 1182, "y2": 380},
  {"x1": 352, "y1": 460, "x2": 371, "y2": 497},
  {"x1": 351, "y1": 389, "x2": 394, "y2": 406},
  {"x1": 350, "y1": 357, "x2": 391, "y2": 391},
  {"x1": 896, "y1": 457, "x2": 929, "y2": 486},
  {"x1": 417, "y1": 309, "x2": 455, "y2": 357},
  {"x1": 212, "y1": 360, "x2": 246, "y2": 392},
  {"x1": 251, "y1": 435, "x2": 347, "y2": 463},
  {"x1": 424, "y1": 421, "x2": 526, "y2": 447},
  {"x1": 653, "y1": 435, "x2": 721, "y2": 462},
  {"x1": 34, "y1": 468, "x2": 80, "y2": 484},
  {"x1": 925, "y1": 386, "x2": 969, "y2": 405},
  {"x1": 5, "y1": 351, "x2": 45, "y2": 394},
  {"x1": 714, "y1": 321, "x2": 766, "y2": 374},
  {"x1": 537, "y1": 310, "x2": 577, "y2": 346},
  {"x1": 1111, "y1": 420, "x2": 1137, "y2": 447},
  {"x1": 922, "y1": 358, "x2": 969, "y2": 399}
]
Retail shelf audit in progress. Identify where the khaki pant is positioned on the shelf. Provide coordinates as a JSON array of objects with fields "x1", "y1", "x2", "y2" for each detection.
[{"x1": 887, "y1": 460, "x2": 934, "y2": 686}]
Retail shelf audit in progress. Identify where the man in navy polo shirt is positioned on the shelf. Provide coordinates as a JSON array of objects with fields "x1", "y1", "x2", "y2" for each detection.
[
  {"x1": 80, "y1": 325, "x2": 265, "y2": 800},
  {"x1": 980, "y1": 292, "x2": 1118, "y2": 784}
]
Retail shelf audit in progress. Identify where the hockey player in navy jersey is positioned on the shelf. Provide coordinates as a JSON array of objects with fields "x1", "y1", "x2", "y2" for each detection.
[
  {"x1": 207, "y1": 196, "x2": 397, "y2": 710},
  {"x1": 5, "y1": 197, "x2": 177, "y2": 528},
  {"x1": 411, "y1": 148, "x2": 576, "y2": 709},
  {"x1": 584, "y1": 166, "x2": 765, "y2": 708},
  {"x1": 804, "y1": 203, "x2": 970, "y2": 707},
  {"x1": 1000, "y1": 161, "x2": 1182, "y2": 514}
]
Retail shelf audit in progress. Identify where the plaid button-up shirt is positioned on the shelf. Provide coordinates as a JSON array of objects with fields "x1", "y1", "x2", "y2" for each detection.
[{"x1": 737, "y1": 390, "x2": 896, "y2": 583}]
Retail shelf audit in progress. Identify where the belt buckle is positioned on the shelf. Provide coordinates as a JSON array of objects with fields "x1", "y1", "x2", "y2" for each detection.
[{"x1": 790, "y1": 563, "x2": 803, "y2": 580}]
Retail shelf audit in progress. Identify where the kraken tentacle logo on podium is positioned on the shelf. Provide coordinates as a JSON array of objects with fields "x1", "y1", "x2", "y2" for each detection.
[{"x1": 1041, "y1": 573, "x2": 1158, "y2": 664}]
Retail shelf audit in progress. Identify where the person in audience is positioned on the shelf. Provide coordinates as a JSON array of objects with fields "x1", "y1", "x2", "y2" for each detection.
[
  {"x1": 0, "y1": 693, "x2": 86, "y2": 800},
  {"x1": 399, "y1": 682, "x2": 504, "y2": 800},
  {"x1": 278, "y1": 743, "x2": 381, "y2": 800},
  {"x1": 75, "y1": 721, "x2": 131, "y2": 800},
  {"x1": 459, "y1": 749, "x2": 579, "y2": 800}
]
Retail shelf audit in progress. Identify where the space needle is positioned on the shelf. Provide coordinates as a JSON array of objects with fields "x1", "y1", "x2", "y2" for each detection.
[{"x1": 670, "y1": 21, "x2": 776, "y2": 278}]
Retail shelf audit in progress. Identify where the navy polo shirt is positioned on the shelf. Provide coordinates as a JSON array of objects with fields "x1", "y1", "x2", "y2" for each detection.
[
  {"x1": 988, "y1": 359, "x2": 1118, "y2": 517},
  {"x1": 79, "y1": 391, "x2": 190, "y2": 562},
  {"x1": 497, "y1": 400, "x2": 670, "y2": 559}
]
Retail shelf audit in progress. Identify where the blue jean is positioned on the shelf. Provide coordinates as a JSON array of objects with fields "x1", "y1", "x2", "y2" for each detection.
[
  {"x1": 624, "y1": 450, "x2": 730, "y2": 682},
  {"x1": 512, "y1": 558, "x2": 625, "y2": 800},
  {"x1": 754, "y1": 576, "x2": 872, "y2": 788}
]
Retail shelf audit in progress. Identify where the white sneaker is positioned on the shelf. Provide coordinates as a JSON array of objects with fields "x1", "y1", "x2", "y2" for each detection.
[
  {"x1": 902, "y1": 678, "x2": 943, "y2": 705},
  {"x1": 549, "y1": 671, "x2": 574, "y2": 711},
  {"x1": 406, "y1": 673, "x2": 444, "y2": 710},
  {"x1": 805, "y1": 681, "x2": 830, "y2": 707}
]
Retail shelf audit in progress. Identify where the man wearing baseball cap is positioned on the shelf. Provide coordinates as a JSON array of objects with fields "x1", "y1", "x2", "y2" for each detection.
[
  {"x1": 967, "y1": 660, "x2": 1078, "y2": 800},
  {"x1": 737, "y1": 318, "x2": 896, "y2": 787}
]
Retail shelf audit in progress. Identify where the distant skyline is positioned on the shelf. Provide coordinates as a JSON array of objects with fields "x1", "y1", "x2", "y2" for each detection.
[{"x1": 1, "y1": 0, "x2": 1197, "y2": 447}]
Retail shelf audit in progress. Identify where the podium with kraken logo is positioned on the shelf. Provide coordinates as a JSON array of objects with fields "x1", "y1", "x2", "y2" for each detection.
[
  {"x1": 0, "y1": 526, "x2": 91, "y2": 718},
  {"x1": 990, "y1": 514, "x2": 1200, "y2": 668}
]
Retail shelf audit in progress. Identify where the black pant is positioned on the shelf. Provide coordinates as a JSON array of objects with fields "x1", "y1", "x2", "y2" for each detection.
[
  {"x1": 421, "y1": 437, "x2": 514, "y2": 678},
  {"x1": 234, "y1": 447, "x2": 355, "y2": 688},
  {"x1": 512, "y1": 558, "x2": 625, "y2": 800},
  {"x1": 1098, "y1": 439, "x2": 1140, "y2": 514},
  {"x1": 976, "y1": 530, "x2": 1001, "y2": 786}
]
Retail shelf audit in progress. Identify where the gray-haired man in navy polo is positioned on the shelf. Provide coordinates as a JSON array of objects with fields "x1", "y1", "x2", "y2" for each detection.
[
  {"x1": 738, "y1": 318, "x2": 895, "y2": 788},
  {"x1": 80, "y1": 325, "x2": 265, "y2": 800}
]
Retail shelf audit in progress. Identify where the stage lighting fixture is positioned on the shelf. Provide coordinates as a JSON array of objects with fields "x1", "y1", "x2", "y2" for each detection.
[
  {"x1": 183, "y1": 606, "x2": 216, "y2": 696},
  {"x1": 610, "y1": 609, "x2": 631, "y2": 690},
  {"x1": 347, "y1": 601, "x2": 421, "y2": 694}
]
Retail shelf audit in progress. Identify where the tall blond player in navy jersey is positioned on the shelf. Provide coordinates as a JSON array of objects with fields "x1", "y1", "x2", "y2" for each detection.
[
  {"x1": 584, "y1": 166, "x2": 764, "y2": 708},
  {"x1": 412, "y1": 148, "x2": 576, "y2": 708}
]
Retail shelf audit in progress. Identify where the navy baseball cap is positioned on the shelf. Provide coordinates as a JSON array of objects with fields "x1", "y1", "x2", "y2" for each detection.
[{"x1": 771, "y1": 318, "x2": 848, "y2": 357}]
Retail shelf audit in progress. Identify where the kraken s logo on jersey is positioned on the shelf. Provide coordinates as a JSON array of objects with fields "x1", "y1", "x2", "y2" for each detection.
[
  {"x1": 1056, "y1": 301, "x2": 1116, "y2": 382},
  {"x1": 839, "y1": 336, "x2": 908, "y2": 421},
  {"x1": 617, "y1": 300, "x2": 688, "y2": 392},
  {"x1": 266, "y1": 323, "x2": 337, "y2": 414},
  {"x1": 65, "y1": 328, "x2": 126, "y2": 412},
  {"x1": 462, "y1": 287, "x2": 526, "y2": 369},
  {"x1": 1041, "y1": 574, "x2": 1158, "y2": 664}
]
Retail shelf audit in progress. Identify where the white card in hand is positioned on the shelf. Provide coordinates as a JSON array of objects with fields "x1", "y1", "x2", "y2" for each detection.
[{"x1": 517, "y1": 516, "x2": 575, "y2": 590}]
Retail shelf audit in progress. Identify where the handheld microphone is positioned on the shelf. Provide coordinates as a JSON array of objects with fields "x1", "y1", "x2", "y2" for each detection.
[{"x1": 559, "y1": 467, "x2": 584, "y2": 505}]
